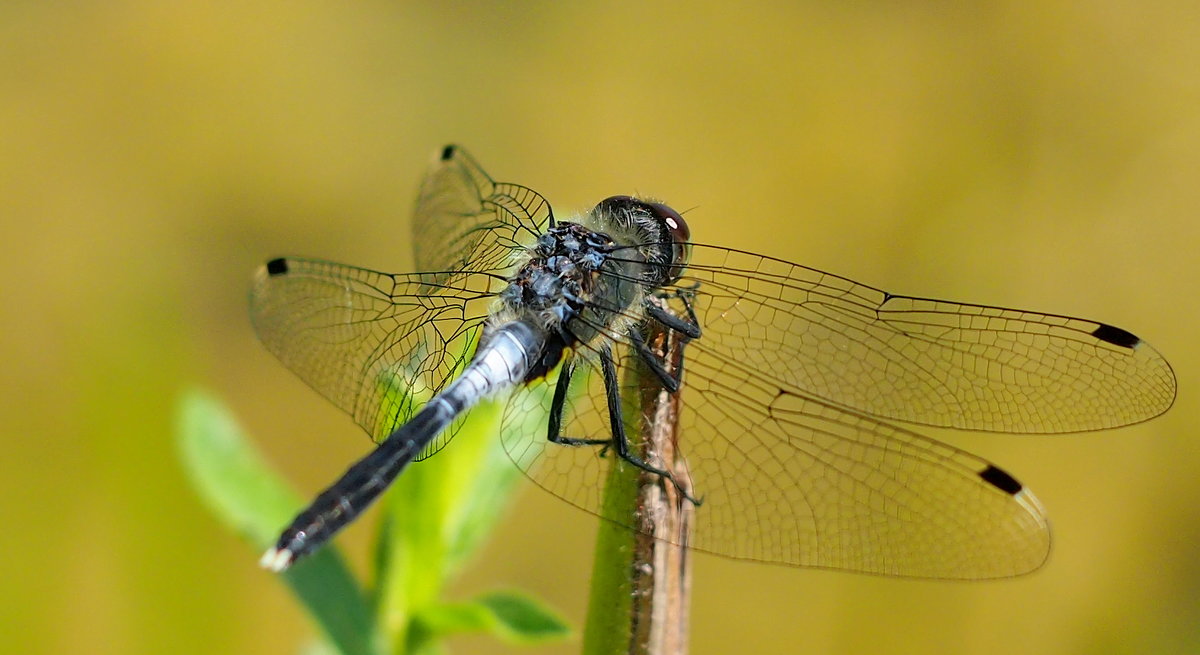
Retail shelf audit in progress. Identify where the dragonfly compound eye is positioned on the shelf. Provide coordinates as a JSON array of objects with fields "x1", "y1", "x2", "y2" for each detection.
[{"x1": 645, "y1": 201, "x2": 691, "y2": 282}]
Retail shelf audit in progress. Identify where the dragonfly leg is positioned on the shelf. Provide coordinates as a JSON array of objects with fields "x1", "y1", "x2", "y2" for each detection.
[
  {"x1": 546, "y1": 358, "x2": 608, "y2": 447},
  {"x1": 644, "y1": 290, "x2": 702, "y2": 339},
  {"x1": 628, "y1": 327, "x2": 682, "y2": 393},
  {"x1": 600, "y1": 346, "x2": 701, "y2": 505},
  {"x1": 635, "y1": 289, "x2": 700, "y2": 392}
]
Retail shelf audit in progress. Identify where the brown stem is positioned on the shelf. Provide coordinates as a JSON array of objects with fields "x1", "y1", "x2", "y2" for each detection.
[{"x1": 583, "y1": 298, "x2": 694, "y2": 655}]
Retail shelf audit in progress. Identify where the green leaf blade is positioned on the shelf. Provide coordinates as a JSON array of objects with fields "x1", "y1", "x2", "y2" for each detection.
[
  {"x1": 175, "y1": 389, "x2": 384, "y2": 655},
  {"x1": 414, "y1": 592, "x2": 569, "y2": 645},
  {"x1": 476, "y1": 591, "x2": 571, "y2": 643}
]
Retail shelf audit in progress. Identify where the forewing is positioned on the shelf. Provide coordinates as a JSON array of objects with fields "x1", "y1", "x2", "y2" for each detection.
[
  {"x1": 412, "y1": 145, "x2": 553, "y2": 282},
  {"x1": 250, "y1": 257, "x2": 498, "y2": 454},
  {"x1": 677, "y1": 244, "x2": 1176, "y2": 433}
]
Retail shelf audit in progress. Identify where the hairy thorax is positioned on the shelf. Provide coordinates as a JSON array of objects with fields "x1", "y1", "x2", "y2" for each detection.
[{"x1": 492, "y1": 221, "x2": 645, "y2": 378}]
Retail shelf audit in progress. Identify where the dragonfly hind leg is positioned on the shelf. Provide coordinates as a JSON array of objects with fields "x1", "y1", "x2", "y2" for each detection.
[
  {"x1": 545, "y1": 358, "x2": 608, "y2": 447},
  {"x1": 599, "y1": 346, "x2": 701, "y2": 506},
  {"x1": 543, "y1": 339, "x2": 700, "y2": 505}
]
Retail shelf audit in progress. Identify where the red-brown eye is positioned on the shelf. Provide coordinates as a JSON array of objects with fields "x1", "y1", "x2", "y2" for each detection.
[{"x1": 646, "y1": 201, "x2": 691, "y2": 281}]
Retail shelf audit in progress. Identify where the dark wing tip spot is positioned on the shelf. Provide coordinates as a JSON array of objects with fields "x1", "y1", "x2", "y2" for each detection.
[
  {"x1": 440, "y1": 144, "x2": 457, "y2": 161},
  {"x1": 979, "y1": 465, "x2": 1024, "y2": 495},
  {"x1": 266, "y1": 258, "x2": 289, "y2": 276},
  {"x1": 1092, "y1": 323, "x2": 1140, "y2": 349}
]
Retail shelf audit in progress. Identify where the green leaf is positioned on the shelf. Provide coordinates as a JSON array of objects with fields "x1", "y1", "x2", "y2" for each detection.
[
  {"x1": 476, "y1": 592, "x2": 571, "y2": 643},
  {"x1": 431, "y1": 399, "x2": 521, "y2": 575},
  {"x1": 176, "y1": 389, "x2": 384, "y2": 655},
  {"x1": 414, "y1": 592, "x2": 570, "y2": 645},
  {"x1": 413, "y1": 600, "x2": 494, "y2": 635}
]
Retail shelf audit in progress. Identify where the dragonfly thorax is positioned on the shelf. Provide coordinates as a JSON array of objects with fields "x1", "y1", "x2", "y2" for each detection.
[{"x1": 495, "y1": 221, "x2": 647, "y2": 380}]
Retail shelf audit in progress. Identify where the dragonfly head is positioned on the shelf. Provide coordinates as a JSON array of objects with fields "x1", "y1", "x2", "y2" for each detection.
[{"x1": 592, "y1": 195, "x2": 692, "y2": 286}]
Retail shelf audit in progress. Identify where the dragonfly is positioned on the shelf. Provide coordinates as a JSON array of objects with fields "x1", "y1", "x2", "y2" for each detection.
[{"x1": 250, "y1": 145, "x2": 1176, "y2": 578}]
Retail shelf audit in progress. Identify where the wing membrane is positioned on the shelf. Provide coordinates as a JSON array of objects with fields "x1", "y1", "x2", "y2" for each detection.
[
  {"x1": 676, "y1": 244, "x2": 1176, "y2": 432},
  {"x1": 500, "y1": 332, "x2": 1051, "y2": 579},
  {"x1": 498, "y1": 241, "x2": 1176, "y2": 577},
  {"x1": 249, "y1": 257, "x2": 498, "y2": 455},
  {"x1": 413, "y1": 145, "x2": 552, "y2": 282},
  {"x1": 677, "y1": 345, "x2": 1050, "y2": 577},
  {"x1": 251, "y1": 145, "x2": 553, "y2": 455}
]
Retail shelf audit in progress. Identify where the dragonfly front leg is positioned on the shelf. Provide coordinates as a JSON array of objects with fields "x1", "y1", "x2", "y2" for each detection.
[
  {"x1": 645, "y1": 287, "x2": 702, "y2": 340},
  {"x1": 628, "y1": 328, "x2": 684, "y2": 393},
  {"x1": 631, "y1": 289, "x2": 701, "y2": 392}
]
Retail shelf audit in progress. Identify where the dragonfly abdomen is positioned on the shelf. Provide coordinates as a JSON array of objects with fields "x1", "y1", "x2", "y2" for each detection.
[{"x1": 260, "y1": 320, "x2": 545, "y2": 571}]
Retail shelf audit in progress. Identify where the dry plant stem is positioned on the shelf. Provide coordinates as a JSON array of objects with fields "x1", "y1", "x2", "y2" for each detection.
[{"x1": 583, "y1": 302, "x2": 695, "y2": 655}]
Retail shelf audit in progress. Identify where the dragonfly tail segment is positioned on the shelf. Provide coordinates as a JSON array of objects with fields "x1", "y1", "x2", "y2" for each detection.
[{"x1": 260, "y1": 320, "x2": 545, "y2": 572}]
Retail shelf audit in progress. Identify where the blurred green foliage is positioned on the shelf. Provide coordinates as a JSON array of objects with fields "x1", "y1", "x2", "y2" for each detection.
[{"x1": 177, "y1": 389, "x2": 567, "y2": 654}]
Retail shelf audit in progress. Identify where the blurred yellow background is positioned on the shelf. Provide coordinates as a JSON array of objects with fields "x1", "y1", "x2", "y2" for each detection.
[{"x1": 3, "y1": 2, "x2": 1197, "y2": 653}]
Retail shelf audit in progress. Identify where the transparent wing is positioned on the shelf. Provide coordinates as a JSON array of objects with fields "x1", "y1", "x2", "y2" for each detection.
[
  {"x1": 250, "y1": 146, "x2": 552, "y2": 455},
  {"x1": 500, "y1": 336, "x2": 1051, "y2": 579},
  {"x1": 676, "y1": 244, "x2": 1176, "y2": 433},
  {"x1": 499, "y1": 244, "x2": 1175, "y2": 578},
  {"x1": 412, "y1": 145, "x2": 553, "y2": 282},
  {"x1": 249, "y1": 257, "x2": 500, "y2": 456}
]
